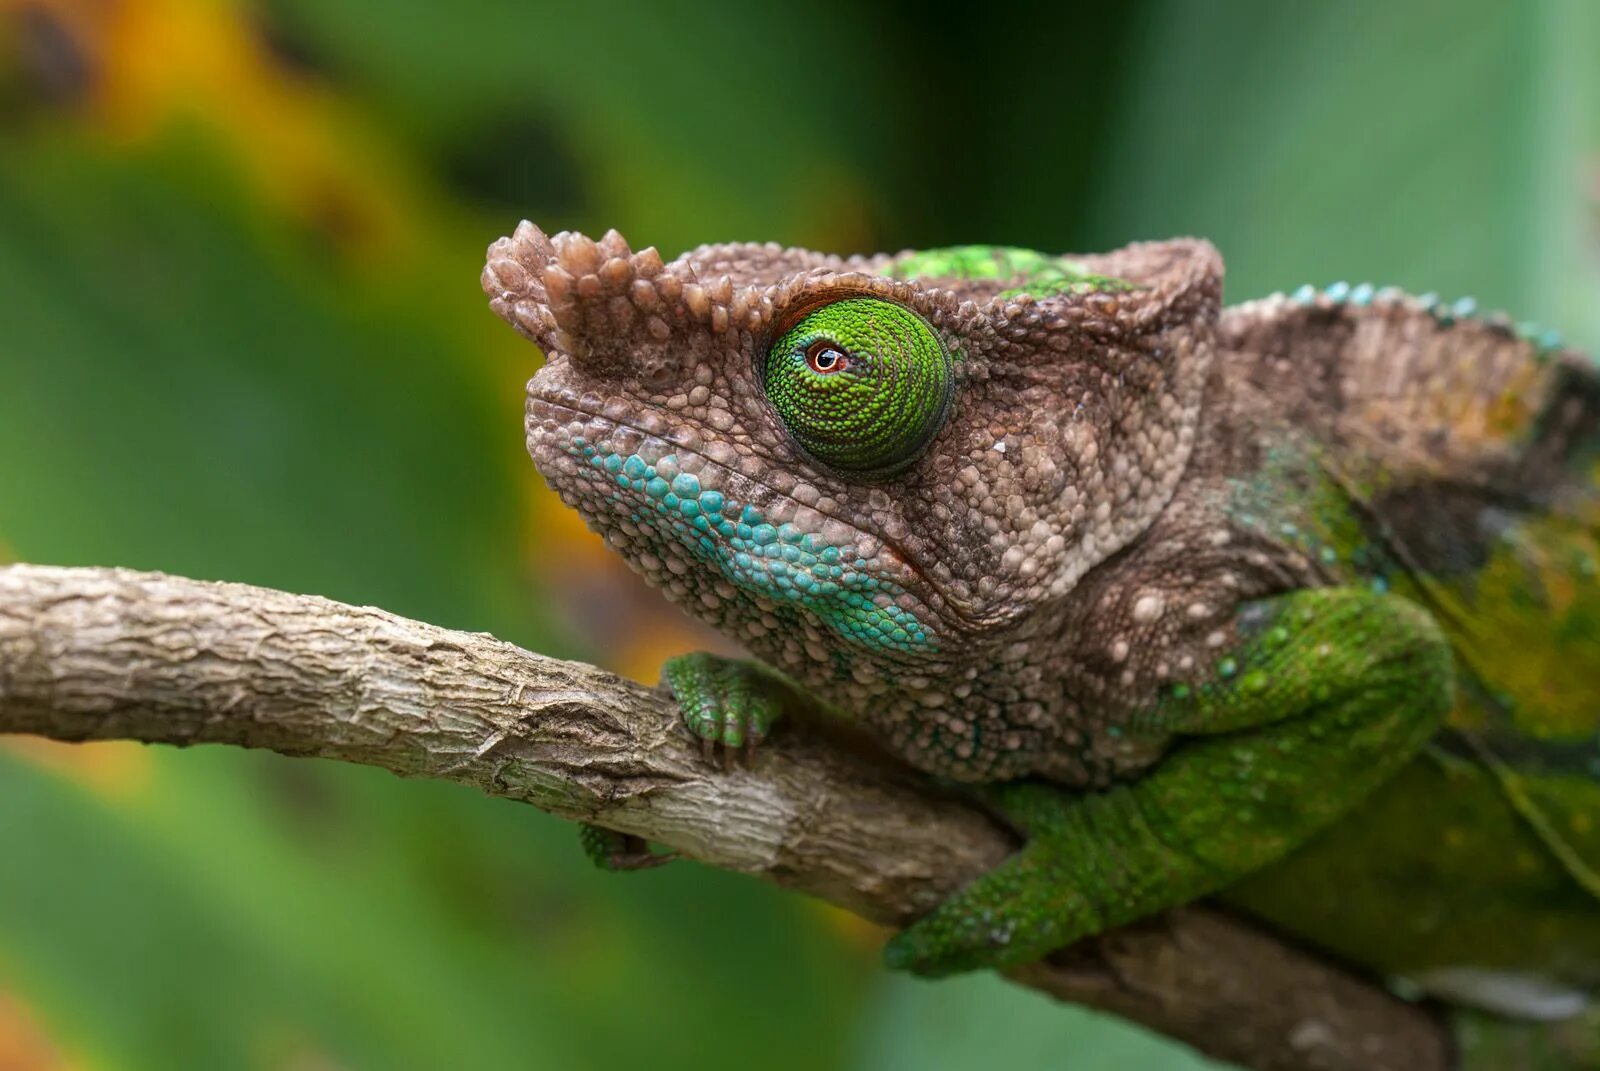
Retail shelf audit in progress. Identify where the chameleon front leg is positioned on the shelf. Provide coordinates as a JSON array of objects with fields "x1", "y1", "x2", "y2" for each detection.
[
  {"x1": 576, "y1": 651, "x2": 790, "y2": 869},
  {"x1": 885, "y1": 587, "x2": 1454, "y2": 976},
  {"x1": 664, "y1": 651, "x2": 786, "y2": 758}
]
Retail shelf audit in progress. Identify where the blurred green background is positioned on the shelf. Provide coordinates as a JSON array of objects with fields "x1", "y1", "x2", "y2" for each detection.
[{"x1": 0, "y1": 1, "x2": 1595, "y2": 1068}]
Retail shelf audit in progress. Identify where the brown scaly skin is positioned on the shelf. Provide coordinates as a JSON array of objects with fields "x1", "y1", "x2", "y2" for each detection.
[{"x1": 483, "y1": 224, "x2": 1600, "y2": 1023}]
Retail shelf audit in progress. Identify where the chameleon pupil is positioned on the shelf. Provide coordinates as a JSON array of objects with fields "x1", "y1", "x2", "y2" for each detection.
[
  {"x1": 806, "y1": 339, "x2": 847, "y2": 373},
  {"x1": 764, "y1": 297, "x2": 953, "y2": 476}
]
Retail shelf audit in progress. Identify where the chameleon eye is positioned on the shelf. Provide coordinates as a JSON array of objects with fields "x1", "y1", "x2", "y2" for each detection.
[
  {"x1": 805, "y1": 338, "x2": 849, "y2": 374},
  {"x1": 764, "y1": 297, "x2": 953, "y2": 476}
]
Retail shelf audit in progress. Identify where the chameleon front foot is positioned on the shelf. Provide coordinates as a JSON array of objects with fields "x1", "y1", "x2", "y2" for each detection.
[
  {"x1": 664, "y1": 652, "x2": 784, "y2": 764},
  {"x1": 578, "y1": 822, "x2": 676, "y2": 871}
]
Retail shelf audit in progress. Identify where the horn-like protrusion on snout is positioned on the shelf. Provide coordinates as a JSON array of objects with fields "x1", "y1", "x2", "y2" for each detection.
[
  {"x1": 483, "y1": 221, "x2": 700, "y2": 374},
  {"x1": 483, "y1": 221, "x2": 877, "y2": 377}
]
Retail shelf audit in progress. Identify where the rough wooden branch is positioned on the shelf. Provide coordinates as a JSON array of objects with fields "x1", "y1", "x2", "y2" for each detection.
[{"x1": 0, "y1": 564, "x2": 1449, "y2": 1071}]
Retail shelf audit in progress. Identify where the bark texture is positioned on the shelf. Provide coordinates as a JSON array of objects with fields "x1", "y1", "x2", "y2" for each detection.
[{"x1": 0, "y1": 564, "x2": 1450, "y2": 1071}]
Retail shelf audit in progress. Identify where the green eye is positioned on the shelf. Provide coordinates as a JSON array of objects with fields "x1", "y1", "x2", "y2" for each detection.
[{"x1": 763, "y1": 298, "x2": 953, "y2": 475}]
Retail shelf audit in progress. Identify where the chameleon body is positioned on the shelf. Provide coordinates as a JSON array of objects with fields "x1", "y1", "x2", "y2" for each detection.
[{"x1": 482, "y1": 225, "x2": 1600, "y2": 1015}]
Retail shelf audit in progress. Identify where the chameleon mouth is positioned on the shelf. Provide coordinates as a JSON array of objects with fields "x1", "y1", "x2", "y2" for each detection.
[{"x1": 525, "y1": 384, "x2": 944, "y2": 656}]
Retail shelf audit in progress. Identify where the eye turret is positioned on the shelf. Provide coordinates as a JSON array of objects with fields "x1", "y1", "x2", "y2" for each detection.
[{"x1": 763, "y1": 298, "x2": 953, "y2": 478}]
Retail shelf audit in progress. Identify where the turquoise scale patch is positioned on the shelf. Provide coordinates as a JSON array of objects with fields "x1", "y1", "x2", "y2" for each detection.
[{"x1": 571, "y1": 445, "x2": 936, "y2": 654}]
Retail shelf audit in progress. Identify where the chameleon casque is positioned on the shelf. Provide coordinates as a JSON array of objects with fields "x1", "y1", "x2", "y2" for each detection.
[{"x1": 482, "y1": 223, "x2": 1600, "y2": 1022}]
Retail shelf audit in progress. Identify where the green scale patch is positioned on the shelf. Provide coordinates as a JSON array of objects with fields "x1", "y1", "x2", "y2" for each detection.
[{"x1": 883, "y1": 245, "x2": 1133, "y2": 299}]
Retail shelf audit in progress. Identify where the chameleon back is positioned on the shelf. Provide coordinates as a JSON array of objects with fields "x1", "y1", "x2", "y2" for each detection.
[{"x1": 1216, "y1": 290, "x2": 1600, "y2": 1012}]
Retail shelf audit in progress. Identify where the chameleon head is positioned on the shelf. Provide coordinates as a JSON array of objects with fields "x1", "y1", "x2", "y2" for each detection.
[{"x1": 483, "y1": 223, "x2": 1221, "y2": 694}]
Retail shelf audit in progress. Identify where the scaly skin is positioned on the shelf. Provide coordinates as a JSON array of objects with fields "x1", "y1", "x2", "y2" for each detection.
[
  {"x1": 482, "y1": 228, "x2": 1599, "y2": 1026},
  {"x1": 884, "y1": 586, "x2": 1453, "y2": 974}
]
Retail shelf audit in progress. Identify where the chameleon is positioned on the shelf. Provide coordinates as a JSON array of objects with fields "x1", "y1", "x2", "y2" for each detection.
[{"x1": 481, "y1": 223, "x2": 1600, "y2": 1024}]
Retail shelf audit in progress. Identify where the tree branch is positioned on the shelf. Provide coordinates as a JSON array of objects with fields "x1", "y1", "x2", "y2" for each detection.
[{"x1": 0, "y1": 564, "x2": 1449, "y2": 1071}]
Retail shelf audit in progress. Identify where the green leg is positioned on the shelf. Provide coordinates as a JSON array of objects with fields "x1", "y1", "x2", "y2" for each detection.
[{"x1": 885, "y1": 587, "x2": 1454, "y2": 976}]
